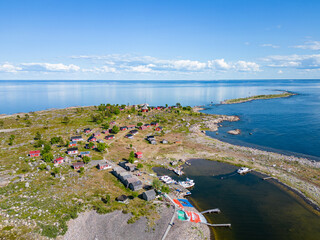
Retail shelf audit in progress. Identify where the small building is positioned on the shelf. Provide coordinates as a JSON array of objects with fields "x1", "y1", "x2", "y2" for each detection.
[
  {"x1": 71, "y1": 136, "x2": 83, "y2": 142},
  {"x1": 68, "y1": 141, "x2": 77, "y2": 147},
  {"x1": 93, "y1": 132, "x2": 101, "y2": 137},
  {"x1": 130, "y1": 129, "x2": 138, "y2": 135},
  {"x1": 149, "y1": 139, "x2": 157, "y2": 145},
  {"x1": 105, "y1": 135, "x2": 115, "y2": 140},
  {"x1": 141, "y1": 104, "x2": 148, "y2": 113},
  {"x1": 139, "y1": 125, "x2": 148, "y2": 130},
  {"x1": 73, "y1": 162, "x2": 84, "y2": 170},
  {"x1": 124, "y1": 177, "x2": 140, "y2": 187},
  {"x1": 29, "y1": 150, "x2": 40, "y2": 157},
  {"x1": 135, "y1": 152, "x2": 143, "y2": 158},
  {"x1": 116, "y1": 195, "x2": 129, "y2": 204},
  {"x1": 155, "y1": 126, "x2": 163, "y2": 131},
  {"x1": 120, "y1": 126, "x2": 128, "y2": 131},
  {"x1": 144, "y1": 124, "x2": 150, "y2": 128},
  {"x1": 67, "y1": 147, "x2": 79, "y2": 155},
  {"x1": 119, "y1": 172, "x2": 132, "y2": 183},
  {"x1": 129, "y1": 180, "x2": 143, "y2": 191},
  {"x1": 102, "y1": 129, "x2": 109, "y2": 134},
  {"x1": 151, "y1": 122, "x2": 159, "y2": 126},
  {"x1": 125, "y1": 163, "x2": 136, "y2": 172},
  {"x1": 88, "y1": 136, "x2": 97, "y2": 142},
  {"x1": 146, "y1": 135, "x2": 155, "y2": 140},
  {"x1": 162, "y1": 139, "x2": 169, "y2": 144},
  {"x1": 80, "y1": 151, "x2": 90, "y2": 157},
  {"x1": 127, "y1": 125, "x2": 136, "y2": 130},
  {"x1": 113, "y1": 166, "x2": 126, "y2": 177},
  {"x1": 142, "y1": 189, "x2": 156, "y2": 201},
  {"x1": 54, "y1": 157, "x2": 64, "y2": 165},
  {"x1": 97, "y1": 139, "x2": 104, "y2": 143},
  {"x1": 84, "y1": 128, "x2": 92, "y2": 133},
  {"x1": 98, "y1": 162, "x2": 111, "y2": 170},
  {"x1": 125, "y1": 134, "x2": 133, "y2": 139}
]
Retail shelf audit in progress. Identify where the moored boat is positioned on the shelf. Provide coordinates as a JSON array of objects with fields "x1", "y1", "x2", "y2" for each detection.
[{"x1": 237, "y1": 167, "x2": 251, "y2": 174}]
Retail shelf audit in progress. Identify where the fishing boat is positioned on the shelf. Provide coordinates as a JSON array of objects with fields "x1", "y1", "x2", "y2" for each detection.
[
  {"x1": 237, "y1": 167, "x2": 251, "y2": 174},
  {"x1": 178, "y1": 178, "x2": 195, "y2": 188},
  {"x1": 173, "y1": 168, "x2": 184, "y2": 176},
  {"x1": 160, "y1": 175, "x2": 175, "y2": 184}
]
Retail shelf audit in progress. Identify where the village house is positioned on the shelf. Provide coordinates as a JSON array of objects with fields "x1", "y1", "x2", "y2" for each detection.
[
  {"x1": 54, "y1": 157, "x2": 64, "y2": 165},
  {"x1": 139, "y1": 125, "x2": 148, "y2": 130},
  {"x1": 129, "y1": 180, "x2": 143, "y2": 191},
  {"x1": 135, "y1": 152, "x2": 143, "y2": 158},
  {"x1": 119, "y1": 172, "x2": 132, "y2": 183},
  {"x1": 141, "y1": 104, "x2": 148, "y2": 112},
  {"x1": 93, "y1": 131, "x2": 101, "y2": 137},
  {"x1": 127, "y1": 125, "x2": 136, "y2": 130},
  {"x1": 105, "y1": 135, "x2": 115, "y2": 140},
  {"x1": 29, "y1": 150, "x2": 40, "y2": 157},
  {"x1": 84, "y1": 128, "x2": 92, "y2": 133},
  {"x1": 102, "y1": 129, "x2": 109, "y2": 134},
  {"x1": 142, "y1": 189, "x2": 156, "y2": 201},
  {"x1": 80, "y1": 151, "x2": 90, "y2": 157},
  {"x1": 112, "y1": 166, "x2": 126, "y2": 177},
  {"x1": 120, "y1": 126, "x2": 128, "y2": 131},
  {"x1": 144, "y1": 124, "x2": 150, "y2": 128},
  {"x1": 116, "y1": 195, "x2": 129, "y2": 204},
  {"x1": 130, "y1": 129, "x2": 138, "y2": 135},
  {"x1": 68, "y1": 141, "x2": 77, "y2": 147},
  {"x1": 155, "y1": 126, "x2": 163, "y2": 131},
  {"x1": 67, "y1": 147, "x2": 79, "y2": 155},
  {"x1": 72, "y1": 162, "x2": 85, "y2": 170},
  {"x1": 151, "y1": 122, "x2": 159, "y2": 126},
  {"x1": 161, "y1": 139, "x2": 169, "y2": 144},
  {"x1": 124, "y1": 177, "x2": 140, "y2": 188},
  {"x1": 125, "y1": 163, "x2": 136, "y2": 172},
  {"x1": 125, "y1": 134, "x2": 133, "y2": 139},
  {"x1": 88, "y1": 136, "x2": 97, "y2": 142},
  {"x1": 149, "y1": 139, "x2": 157, "y2": 145},
  {"x1": 98, "y1": 162, "x2": 111, "y2": 170},
  {"x1": 70, "y1": 136, "x2": 83, "y2": 142}
]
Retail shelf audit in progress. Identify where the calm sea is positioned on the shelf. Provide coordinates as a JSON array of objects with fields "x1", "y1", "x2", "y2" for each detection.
[{"x1": 1, "y1": 79, "x2": 320, "y2": 160}]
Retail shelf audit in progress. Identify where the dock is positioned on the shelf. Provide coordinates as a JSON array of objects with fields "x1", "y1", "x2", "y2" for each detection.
[
  {"x1": 263, "y1": 176, "x2": 276, "y2": 180},
  {"x1": 201, "y1": 208, "x2": 221, "y2": 214},
  {"x1": 206, "y1": 223, "x2": 231, "y2": 228}
]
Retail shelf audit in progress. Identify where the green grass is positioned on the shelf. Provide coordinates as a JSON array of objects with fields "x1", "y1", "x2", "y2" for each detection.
[{"x1": 222, "y1": 92, "x2": 295, "y2": 104}]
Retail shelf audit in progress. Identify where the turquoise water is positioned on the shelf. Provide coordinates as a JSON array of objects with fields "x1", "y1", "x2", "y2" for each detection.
[
  {"x1": 1, "y1": 79, "x2": 320, "y2": 159},
  {"x1": 154, "y1": 159, "x2": 320, "y2": 240}
]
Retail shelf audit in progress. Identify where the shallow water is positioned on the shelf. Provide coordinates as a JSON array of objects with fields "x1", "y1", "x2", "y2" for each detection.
[{"x1": 154, "y1": 159, "x2": 320, "y2": 240}]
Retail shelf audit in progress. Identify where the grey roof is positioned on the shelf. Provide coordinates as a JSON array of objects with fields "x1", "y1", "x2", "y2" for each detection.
[
  {"x1": 130, "y1": 180, "x2": 142, "y2": 187},
  {"x1": 143, "y1": 189, "x2": 156, "y2": 201}
]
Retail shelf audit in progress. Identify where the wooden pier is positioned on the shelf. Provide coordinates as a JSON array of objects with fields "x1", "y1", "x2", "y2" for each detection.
[
  {"x1": 206, "y1": 223, "x2": 231, "y2": 228},
  {"x1": 201, "y1": 208, "x2": 221, "y2": 214}
]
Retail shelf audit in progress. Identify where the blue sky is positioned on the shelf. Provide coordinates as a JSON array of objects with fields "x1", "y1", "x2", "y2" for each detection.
[{"x1": 1, "y1": 0, "x2": 320, "y2": 80}]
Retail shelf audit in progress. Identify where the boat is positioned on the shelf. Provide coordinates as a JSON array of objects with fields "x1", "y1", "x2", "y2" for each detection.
[
  {"x1": 178, "y1": 178, "x2": 195, "y2": 188},
  {"x1": 173, "y1": 168, "x2": 184, "y2": 176},
  {"x1": 237, "y1": 167, "x2": 251, "y2": 174},
  {"x1": 185, "y1": 162, "x2": 191, "y2": 166},
  {"x1": 160, "y1": 175, "x2": 175, "y2": 184}
]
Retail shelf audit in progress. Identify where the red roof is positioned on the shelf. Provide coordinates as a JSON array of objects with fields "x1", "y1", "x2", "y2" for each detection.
[
  {"x1": 136, "y1": 152, "x2": 142, "y2": 155},
  {"x1": 30, "y1": 150, "x2": 40, "y2": 154},
  {"x1": 55, "y1": 157, "x2": 64, "y2": 161}
]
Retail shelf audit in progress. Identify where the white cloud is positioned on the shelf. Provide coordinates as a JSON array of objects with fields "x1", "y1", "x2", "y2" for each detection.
[
  {"x1": 168, "y1": 60, "x2": 207, "y2": 71},
  {"x1": 278, "y1": 70, "x2": 283, "y2": 74},
  {"x1": 234, "y1": 61, "x2": 260, "y2": 72},
  {"x1": 263, "y1": 54, "x2": 320, "y2": 69},
  {"x1": 21, "y1": 63, "x2": 80, "y2": 72},
  {"x1": 208, "y1": 59, "x2": 231, "y2": 70},
  {"x1": 128, "y1": 65, "x2": 154, "y2": 73},
  {"x1": 261, "y1": 43, "x2": 280, "y2": 49},
  {"x1": 0, "y1": 63, "x2": 22, "y2": 73},
  {"x1": 293, "y1": 41, "x2": 320, "y2": 50}
]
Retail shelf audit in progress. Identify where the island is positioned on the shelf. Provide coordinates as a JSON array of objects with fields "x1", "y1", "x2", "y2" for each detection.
[
  {"x1": 220, "y1": 91, "x2": 296, "y2": 104},
  {"x1": 0, "y1": 103, "x2": 319, "y2": 239}
]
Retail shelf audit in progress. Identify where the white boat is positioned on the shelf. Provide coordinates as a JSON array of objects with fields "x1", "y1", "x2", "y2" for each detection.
[
  {"x1": 160, "y1": 175, "x2": 175, "y2": 184},
  {"x1": 237, "y1": 167, "x2": 251, "y2": 174},
  {"x1": 178, "y1": 178, "x2": 195, "y2": 188},
  {"x1": 173, "y1": 169, "x2": 184, "y2": 176}
]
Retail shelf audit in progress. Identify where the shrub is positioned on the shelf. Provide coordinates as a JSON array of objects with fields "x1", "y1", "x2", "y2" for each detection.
[
  {"x1": 43, "y1": 152, "x2": 54, "y2": 163},
  {"x1": 111, "y1": 125, "x2": 119, "y2": 134},
  {"x1": 40, "y1": 224, "x2": 59, "y2": 238},
  {"x1": 137, "y1": 163, "x2": 143, "y2": 169},
  {"x1": 82, "y1": 156, "x2": 91, "y2": 164}
]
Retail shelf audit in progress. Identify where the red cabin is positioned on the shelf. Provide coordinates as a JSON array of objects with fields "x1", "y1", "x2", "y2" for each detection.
[
  {"x1": 105, "y1": 135, "x2": 115, "y2": 140},
  {"x1": 73, "y1": 162, "x2": 85, "y2": 170},
  {"x1": 54, "y1": 157, "x2": 64, "y2": 165},
  {"x1": 151, "y1": 122, "x2": 159, "y2": 126},
  {"x1": 88, "y1": 136, "x2": 97, "y2": 142},
  {"x1": 127, "y1": 125, "x2": 136, "y2": 130},
  {"x1": 67, "y1": 148, "x2": 79, "y2": 155},
  {"x1": 84, "y1": 128, "x2": 92, "y2": 133},
  {"x1": 135, "y1": 152, "x2": 143, "y2": 158},
  {"x1": 139, "y1": 125, "x2": 148, "y2": 130},
  {"x1": 155, "y1": 126, "x2": 163, "y2": 131},
  {"x1": 120, "y1": 126, "x2": 128, "y2": 131},
  {"x1": 29, "y1": 150, "x2": 40, "y2": 157},
  {"x1": 68, "y1": 141, "x2": 77, "y2": 147}
]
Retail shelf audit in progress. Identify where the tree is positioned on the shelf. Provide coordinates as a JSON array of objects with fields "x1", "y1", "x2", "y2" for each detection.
[
  {"x1": 113, "y1": 108, "x2": 120, "y2": 115},
  {"x1": 34, "y1": 131, "x2": 42, "y2": 140},
  {"x1": 128, "y1": 151, "x2": 135, "y2": 163},
  {"x1": 43, "y1": 152, "x2": 54, "y2": 163},
  {"x1": 165, "y1": 104, "x2": 168, "y2": 108},
  {"x1": 62, "y1": 116, "x2": 70, "y2": 124},
  {"x1": 137, "y1": 163, "x2": 143, "y2": 169},
  {"x1": 34, "y1": 139, "x2": 45, "y2": 148},
  {"x1": 102, "y1": 122, "x2": 110, "y2": 130},
  {"x1": 8, "y1": 135, "x2": 15, "y2": 146},
  {"x1": 97, "y1": 143, "x2": 107, "y2": 152},
  {"x1": 39, "y1": 163, "x2": 46, "y2": 170},
  {"x1": 161, "y1": 185, "x2": 170, "y2": 193},
  {"x1": 53, "y1": 167, "x2": 60, "y2": 176},
  {"x1": 24, "y1": 114, "x2": 30, "y2": 120},
  {"x1": 111, "y1": 125, "x2": 119, "y2": 134},
  {"x1": 137, "y1": 122, "x2": 143, "y2": 127},
  {"x1": 41, "y1": 144, "x2": 51, "y2": 155},
  {"x1": 0, "y1": 120, "x2": 4, "y2": 128},
  {"x1": 79, "y1": 167, "x2": 85, "y2": 175},
  {"x1": 152, "y1": 178, "x2": 162, "y2": 190},
  {"x1": 82, "y1": 156, "x2": 91, "y2": 164},
  {"x1": 50, "y1": 136, "x2": 62, "y2": 145},
  {"x1": 88, "y1": 142, "x2": 94, "y2": 148}
]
